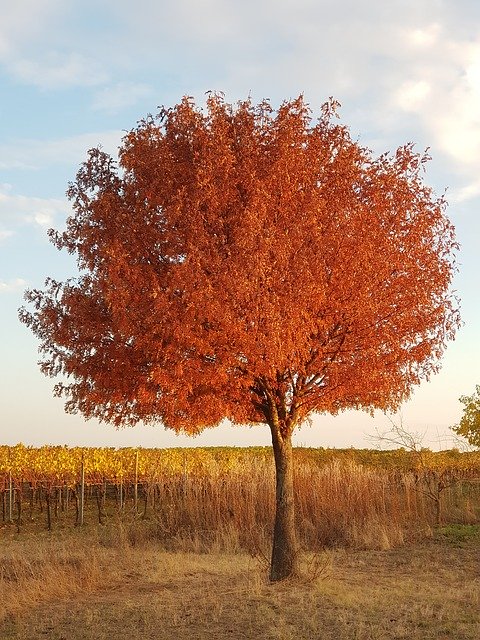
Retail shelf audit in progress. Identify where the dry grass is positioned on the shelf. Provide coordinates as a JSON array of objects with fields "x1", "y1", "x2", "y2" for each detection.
[
  {"x1": 4, "y1": 459, "x2": 479, "y2": 556},
  {"x1": 0, "y1": 528, "x2": 126, "y2": 621},
  {"x1": 2, "y1": 459, "x2": 479, "y2": 638},
  {"x1": 1, "y1": 521, "x2": 479, "y2": 640}
]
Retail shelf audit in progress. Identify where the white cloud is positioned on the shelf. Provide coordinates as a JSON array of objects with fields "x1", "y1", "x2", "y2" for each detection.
[
  {"x1": 0, "y1": 278, "x2": 27, "y2": 294},
  {"x1": 395, "y1": 80, "x2": 431, "y2": 111},
  {"x1": 464, "y1": 44, "x2": 480, "y2": 90},
  {"x1": 426, "y1": 41, "x2": 480, "y2": 166},
  {"x1": 0, "y1": 131, "x2": 123, "y2": 171},
  {"x1": 450, "y1": 180, "x2": 480, "y2": 203},
  {"x1": 0, "y1": 183, "x2": 69, "y2": 231},
  {"x1": 378, "y1": 21, "x2": 480, "y2": 199},
  {"x1": 436, "y1": 111, "x2": 480, "y2": 167},
  {"x1": 92, "y1": 82, "x2": 153, "y2": 113},
  {"x1": 0, "y1": 2, "x2": 111, "y2": 91},
  {"x1": 1, "y1": 0, "x2": 480, "y2": 202},
  {"x1": 0, "y1": 1, "x2": 63, "y2": 60},
  {"x1": 0, "y1": 229, "x2": 14, "y2": 242},
  {"x1": 407, "y1": 23, "x2": 442, "y2": 47},
  {"x1": 0, "y1": 130, "x2": 123, "y2": 245},
  {"x1": 11, "y1": 52, "x2": 108, "y2": 89}
]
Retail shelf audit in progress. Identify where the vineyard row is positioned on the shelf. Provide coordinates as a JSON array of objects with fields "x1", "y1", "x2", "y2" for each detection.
[{"x1": 1, "y1": 444, "x2": 480, "y2": 488}]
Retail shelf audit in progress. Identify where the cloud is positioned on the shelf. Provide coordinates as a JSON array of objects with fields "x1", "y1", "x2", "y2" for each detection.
[
  {"x1": 0, "y1": 183, "x2": 69, "y2": 231},
  {"x1": 0, "y1": 1, "x2": 63, "y2": 60},
  {"x1": 1, "y1": 0, "x2": 480, "y2": 202},
  {"x1": 449, "y1": 180, "x2": 480, "y2": 204},
  {"x1": 0, "y1": 278, "x2": 27, "y2": 294},
  {"x1": 11, "y1": 53, "x2": 108, "y2": 89},
  {"x1": 395, "y1": 80, "x2": 431, "y2": 111},
  {"x1": 0, "y1": 229, "x2": 14, "y2": 242},
  {"x1": 92, "y1": 82, "x2": 153, "y2": 113},
  {"x1": 407, "y1": 23, "x2": 442, "y2": 47},
  {"x1": 0, "y1": 131, "x2": 121, "y2": 239},
  {"x1": 0, "y1": 131, "x2": 124, "y2": 171},
  {"x1": 0, "y1": 2, "x2": 110, "y2": 91},
  {"x1": 376, "y1": 19, "x2": 480, "y2": 200},
  {"x1": 430, "y1": 43, "x2": 480, "y2": 166}
]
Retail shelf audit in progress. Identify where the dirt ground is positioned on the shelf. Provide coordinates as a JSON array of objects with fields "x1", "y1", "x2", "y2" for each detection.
[{"x1": 1, "y1": 527, "x2": 479, "y2": 640}]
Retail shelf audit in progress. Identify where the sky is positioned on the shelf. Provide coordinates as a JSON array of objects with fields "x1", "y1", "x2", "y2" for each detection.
[{"x1": 1, "y1": 0, "x2": 479, "y2": 450}]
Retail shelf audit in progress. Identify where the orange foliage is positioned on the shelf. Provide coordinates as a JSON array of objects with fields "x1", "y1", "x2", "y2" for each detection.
[{"x1": 20, "y1": 95, "x2": 459, "y2": 439}]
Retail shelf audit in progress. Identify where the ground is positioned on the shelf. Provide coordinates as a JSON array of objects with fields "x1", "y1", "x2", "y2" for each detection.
[{"x1": 1, "y1": 524, "x2": 479, "y2": 639}]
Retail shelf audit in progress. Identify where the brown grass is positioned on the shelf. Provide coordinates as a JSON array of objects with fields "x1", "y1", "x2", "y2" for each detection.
[
  {"x1": 4, "y1": 454, "x2": 480, "y2": 549},
  {"x1": 1, "y1": 522, "x2": 479, "y2": 640},
  {"x1": 6, "y1": 458, "x2": 478, "y2": 556},
  {"x1": 2, "y1": 458, "x2": 479, "y2": 638}
]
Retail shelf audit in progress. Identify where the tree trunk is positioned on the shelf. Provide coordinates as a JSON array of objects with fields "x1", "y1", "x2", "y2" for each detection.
[{"x1": 269, "y1": 423, "x2": 298, "y2": 581}]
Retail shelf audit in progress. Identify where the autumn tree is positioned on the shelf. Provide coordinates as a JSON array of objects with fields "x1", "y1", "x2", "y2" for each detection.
[
  {"x1": 452, "y1": 385, "x2": 480, "y2": 448},
  {"x1": 20, "y1": 94, "x2": 460, "y2": 581}
]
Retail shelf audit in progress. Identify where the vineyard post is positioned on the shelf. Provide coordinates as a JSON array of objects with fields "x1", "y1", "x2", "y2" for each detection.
[
  {"x1": 182, "y1": 450, "x2": 187, "y2": 498},
  {"x1": 45, "y1": 486, "x2": 52, "y2": 531},
  {"x1": 8, "y1": 471, "x2": 13, "y2": 523},
  {"x1": 134, "y1": 450, "x2": 139, "y2": 514},
  {"x1": 54, "y1": 487, "x2": 59, "y2": 519},
  {"x1": 79, "y1": 452, "x2": 85, "y2": 526},
  {"x1": 38, "y1": 486, "x2": 43, "y2": 513},
  {"x1": 15, "y1": 486, "x2": 21, "y2": 533},
  {"x1": 29, "y1": 485, "x2": 34, "y2": 520}
]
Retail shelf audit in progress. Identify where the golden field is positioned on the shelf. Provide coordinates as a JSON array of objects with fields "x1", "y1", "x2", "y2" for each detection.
[{"x1": 1, "y1": 446, "x2": 479, "y2": 639}]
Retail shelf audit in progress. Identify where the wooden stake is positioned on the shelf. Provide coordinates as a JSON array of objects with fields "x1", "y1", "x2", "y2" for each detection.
[
  {"x1": 134, "y1": 451, "x2": 139, "y2": 514},
  {"x1": 8, "y1": 471, "x2": 13, "y2": 523},
  {"x1": 79, "y1": 453, "x2": 85, "y2": 526}
]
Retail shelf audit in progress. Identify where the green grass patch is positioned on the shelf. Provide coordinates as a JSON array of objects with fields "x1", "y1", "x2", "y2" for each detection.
[{"x1": 435, "y1": 524, "x2": 480, "y2": 546}]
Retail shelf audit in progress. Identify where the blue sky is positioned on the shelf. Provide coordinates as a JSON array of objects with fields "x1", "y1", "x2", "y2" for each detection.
[{"x1": 1, "y1": 0, "x2": 479, "y2": 449}]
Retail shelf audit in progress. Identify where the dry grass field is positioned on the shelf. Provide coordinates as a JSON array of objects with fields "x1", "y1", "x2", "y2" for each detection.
[
  {"x1": 2, "y1": 453, "x2": 479, "y2": 638},
  {"x1": 1, "y1": 520, "x2": 479, "y2": 640}
]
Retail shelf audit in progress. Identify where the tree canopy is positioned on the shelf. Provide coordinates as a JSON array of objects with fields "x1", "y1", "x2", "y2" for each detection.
[
  {"x1": 452, "y1": 385, "x2": 480, "y2": 448},
  {"x1": 20, "y1": 94, "x2": 459, "y2": 436},
  {"x1": 20, "y1": 94, "x2": 460, "y2": 580}
]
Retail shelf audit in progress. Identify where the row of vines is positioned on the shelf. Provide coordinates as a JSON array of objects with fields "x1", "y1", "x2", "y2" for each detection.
[
  {"x1": 0, "y1": 445, "x2": 273, "y2": 486},
  {"x1": 2, "y1": 444, "x2": 480, "y2": 485},
  {"x1": 1, "y1": 445, "x2": 479, "y2": 547}
]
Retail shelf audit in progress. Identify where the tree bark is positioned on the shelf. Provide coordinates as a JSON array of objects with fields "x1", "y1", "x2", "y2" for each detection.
[{"x1": 269, "y1": 422, "x2": 298, "y2": 581}]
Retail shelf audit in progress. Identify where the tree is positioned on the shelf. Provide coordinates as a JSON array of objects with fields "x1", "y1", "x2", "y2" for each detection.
[
  {"x1": 20, "y1": 94, "x2": 460, "y2": 581},
  {"x1": 452, "y1": 385, "x2": 480, "y2": 448},
  {"x1": 371, "y1": 417, "x2": 461, "y2": 525}
]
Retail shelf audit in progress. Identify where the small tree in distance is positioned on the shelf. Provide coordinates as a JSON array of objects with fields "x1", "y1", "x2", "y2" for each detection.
[
  {"x1": 452, "y1": 385, "x2": 480, "y2": 448},
  {"x1": 20, "y1": 94, "x2": 460, "y2": 581}
]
